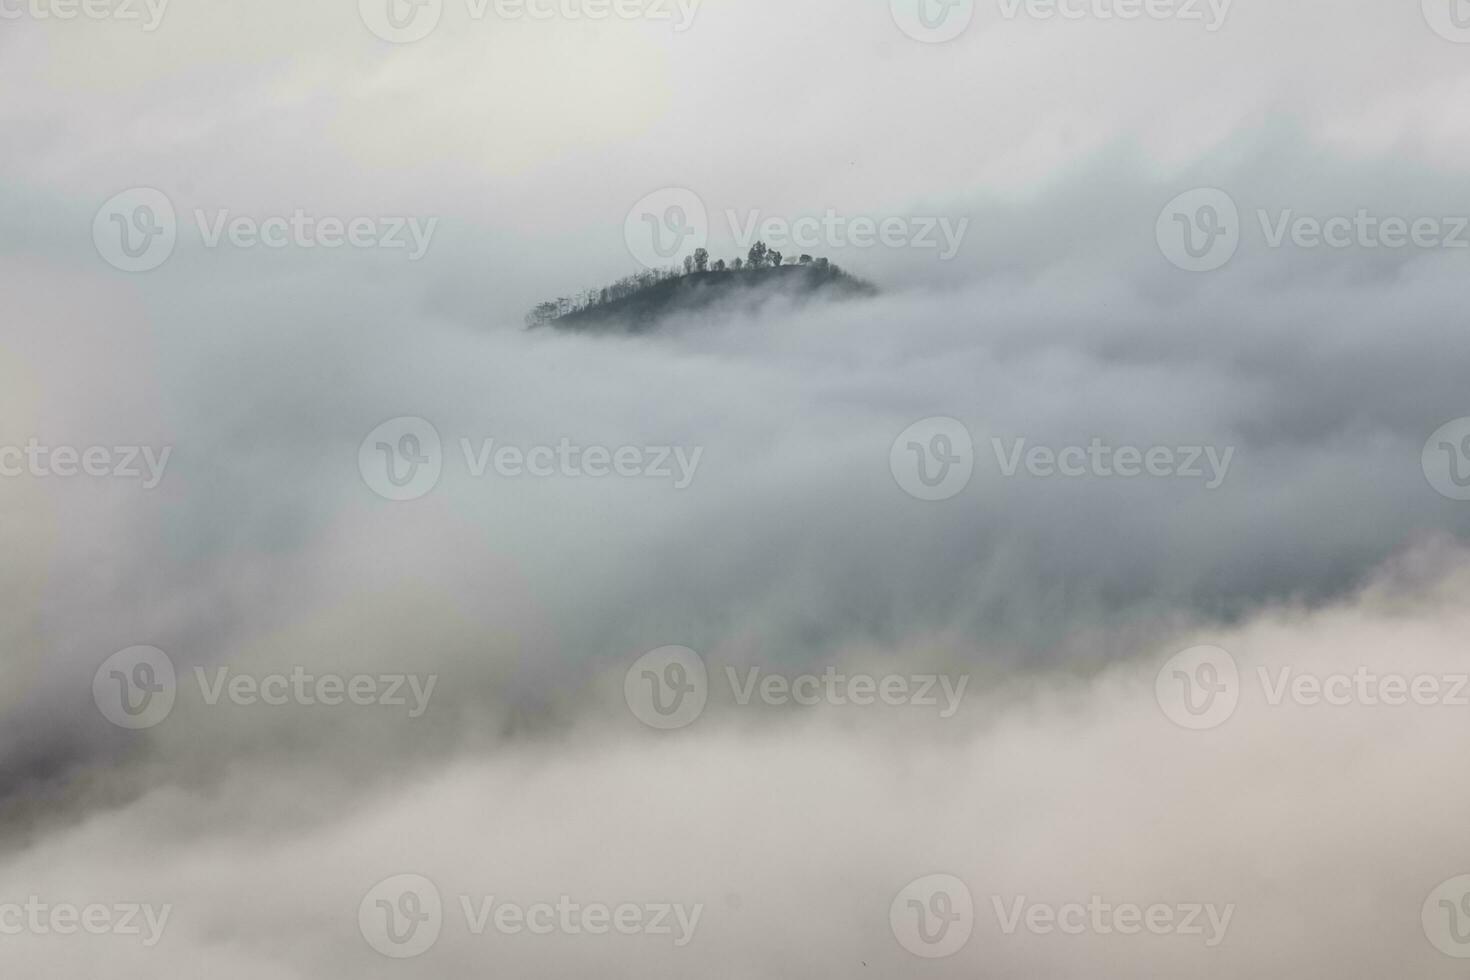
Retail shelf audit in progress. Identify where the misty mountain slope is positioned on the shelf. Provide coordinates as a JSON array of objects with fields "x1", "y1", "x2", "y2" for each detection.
[{"x1": 532, "y1": 263, "x2": 878, "y2": 334}]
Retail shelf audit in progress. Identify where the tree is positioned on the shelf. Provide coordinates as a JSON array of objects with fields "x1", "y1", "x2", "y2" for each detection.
[
  {"x1": 733, "y1": 257, "x2": 744, "y2": 270},
  {"x1": 713, "y1": 258, "x2": 726, "y2": 271},
  {"x1": 747, "y1": 241, "x2": 769, "y2": 269},
  {"x1": 694, "y1": 248, "x2": 709, "y2": 272},
  {"x1": 684, "y1": 255, "x2": 694, "y2": 274},
  {"x1": 799, "y1": 254, "x2": 813, "y2": 264},
  {"x1": 525, "y1": 300, "x2": 560, "y2": 328},
  {"x1": 769, "y1": 250, "x2": 783, "y2": 268}
]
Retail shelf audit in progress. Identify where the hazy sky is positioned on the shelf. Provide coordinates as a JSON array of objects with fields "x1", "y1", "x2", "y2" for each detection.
[{"x1": 4, "y1": 1, "x2": 1470, "y2": 976}]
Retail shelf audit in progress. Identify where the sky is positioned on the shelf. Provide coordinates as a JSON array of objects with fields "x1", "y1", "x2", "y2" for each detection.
[{"x1": 4, "y1": 0, "x2": 1470, "y2": 976}]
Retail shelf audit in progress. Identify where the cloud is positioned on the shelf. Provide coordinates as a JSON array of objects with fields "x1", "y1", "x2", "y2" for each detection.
[
  {"x1": 5, "y1": 542, "x2": 1470, "y2": 977},
  {"x1": 3, "y1": 1, "x2": 1469, "y2": 973}
]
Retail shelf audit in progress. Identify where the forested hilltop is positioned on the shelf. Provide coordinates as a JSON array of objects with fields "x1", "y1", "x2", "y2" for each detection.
[{"x1": 526, "y1": 243, "x2": 876, "y2": 332}]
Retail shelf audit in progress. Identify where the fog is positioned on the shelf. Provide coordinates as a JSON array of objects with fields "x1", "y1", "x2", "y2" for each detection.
[{"x1": 4, "y1": 0, "x2": 1470, "y2": 975}]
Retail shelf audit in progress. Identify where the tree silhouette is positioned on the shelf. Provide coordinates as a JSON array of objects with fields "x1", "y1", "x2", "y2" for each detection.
[{"x1": 524, "y1": 251, "x2": 866, "y2": 328}]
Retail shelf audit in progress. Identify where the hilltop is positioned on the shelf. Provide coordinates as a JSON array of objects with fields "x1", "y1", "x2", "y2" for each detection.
[{"x1": 526, "y1": 246, "x2": 876, "y2": 333}]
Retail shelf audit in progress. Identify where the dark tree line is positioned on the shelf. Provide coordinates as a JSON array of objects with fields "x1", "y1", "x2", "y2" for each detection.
[{"x1": 526, "y1": 242, "x2": 830, "y2": 327}]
